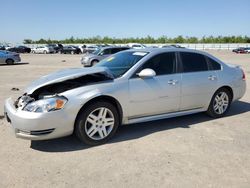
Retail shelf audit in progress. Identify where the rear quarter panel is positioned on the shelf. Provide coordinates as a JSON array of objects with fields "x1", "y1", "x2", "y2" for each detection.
[{"x1": 216, "y1": 64, "x2": 246, "y2": 101}]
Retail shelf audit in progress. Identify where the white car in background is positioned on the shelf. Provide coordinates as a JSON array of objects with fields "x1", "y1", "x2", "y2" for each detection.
[
  {"x1": 127, "y1": 43, "x2": 147, "y2": 49},
  {"x1": 244, "y1": 47, "x2": 250, "y2": 53},
  {"x1": 31, "y1": 46, "x2": 55, "y2": 54}
]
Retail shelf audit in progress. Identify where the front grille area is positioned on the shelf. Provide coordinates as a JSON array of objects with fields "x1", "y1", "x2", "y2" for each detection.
[{"x1": 18, "y1": 128, "x2": 55, "y2": 136}]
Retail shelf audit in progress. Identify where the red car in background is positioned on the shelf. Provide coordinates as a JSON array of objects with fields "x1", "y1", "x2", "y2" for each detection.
[{"x1": 232, "y1": 47, "x2": 249, "y2": 54}]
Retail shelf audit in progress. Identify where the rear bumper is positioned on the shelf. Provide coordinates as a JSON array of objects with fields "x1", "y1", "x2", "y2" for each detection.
[
  {"x1": 4, "y1": 98, "x2": 74, "y2": 140},
  {"x1": 232, "y1": 80, "x2": 246, "y2": 101},
  {"x1": 14, "y1": 56, "x2": 21, "y2": 62}
]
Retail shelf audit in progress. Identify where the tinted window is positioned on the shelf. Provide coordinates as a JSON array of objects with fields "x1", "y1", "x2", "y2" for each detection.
[
  {"x1": 102, "y1": 49, "x2": 111, "y2": 55},
  {"x1": 180, "y1": 52, "x2": 208, "y2": 72},
  {"x1": 110, "y1": 48, "x2": 121, "y2": 54},
  {"x1": 139, "y1": 52, "x2": 176, "y2": 75},
  {"x1": 207, "y1": 57, "x2": 221, "y2": 70}
]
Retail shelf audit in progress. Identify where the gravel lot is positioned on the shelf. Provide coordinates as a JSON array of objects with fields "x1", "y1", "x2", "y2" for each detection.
[{"x1": 0, "y1": 51, "x2": 249, "y2": 188}]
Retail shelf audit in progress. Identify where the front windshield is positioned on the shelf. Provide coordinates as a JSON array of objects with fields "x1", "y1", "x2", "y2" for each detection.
[{"x1": 95, "y1": 51, "x2": 148, "y2": 78}]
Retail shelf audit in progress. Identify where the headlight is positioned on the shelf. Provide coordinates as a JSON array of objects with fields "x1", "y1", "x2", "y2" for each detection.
[
  {"x1": 83, "y1": 57, "x2": 89, "y2": 61},
  {"x1": 23, "y1": 96, "x2": 68, "y2": 113}
]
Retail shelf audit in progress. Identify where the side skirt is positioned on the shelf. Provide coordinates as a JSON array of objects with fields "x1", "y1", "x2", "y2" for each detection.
[{"x1": 125, "y1": 108, "x2": 205, "y2": 125}]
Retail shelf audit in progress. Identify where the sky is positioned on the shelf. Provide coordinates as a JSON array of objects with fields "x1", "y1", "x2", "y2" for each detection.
[{"x1": 0, "y1": 0, "x2": 250, "y2": 43}]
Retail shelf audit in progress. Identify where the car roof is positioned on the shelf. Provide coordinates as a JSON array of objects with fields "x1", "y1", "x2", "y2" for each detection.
[
  {"x1": 101, "y1": 46, "x2": 130, "y2": 50},
  {"x1": 125, "y1": 47, "x2": 202, "y2": 53}
]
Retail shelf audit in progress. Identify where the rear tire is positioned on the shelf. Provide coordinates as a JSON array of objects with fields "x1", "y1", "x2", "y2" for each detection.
[
  {"x1": 6, "y1": 59, "x2": 14, "y2": 65},
  {"x1": 75, "y1": 101, "x2": 119, "y2": 145},
  {"x1": 71, "y1": 51, "x2": 74, "y2": 55},
  {"x1": 206, "y1": 88, "x2": 232, "y2": 118},
  {"x1": 43, "y1": 50, "x2": 47, "y2": 54}
]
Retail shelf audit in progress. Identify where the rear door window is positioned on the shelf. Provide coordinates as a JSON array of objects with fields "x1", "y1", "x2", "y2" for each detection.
[
  {"x1": 207, "y1": 57, "x2": 221, "y2": 70},
  {"x1": 101, "y1": 49, "x2": 111, "y2": 55},
  {"x1": 110, "y1": 48, "x2": 121, "y2": 54},
  {"x1": 180, "y1": 52, "x2": 208, "y2": 73}
]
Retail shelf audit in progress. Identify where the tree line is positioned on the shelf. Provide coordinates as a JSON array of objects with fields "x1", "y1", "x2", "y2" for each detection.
[{"x1": 23, "y1": 35, "x2": 250, "y2": 44}]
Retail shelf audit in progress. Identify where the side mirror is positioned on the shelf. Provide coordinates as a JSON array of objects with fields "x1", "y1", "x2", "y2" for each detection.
[{"x1": 137, "y1": 68, "x2": 156, "y2": 79}]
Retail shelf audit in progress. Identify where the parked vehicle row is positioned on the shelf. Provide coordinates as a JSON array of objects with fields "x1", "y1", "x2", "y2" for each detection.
[{"x1": 8, "y1": 46, "x2": 31, "y2": 53}]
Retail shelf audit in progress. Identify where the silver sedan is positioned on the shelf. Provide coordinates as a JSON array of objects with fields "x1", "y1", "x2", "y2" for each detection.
[
  {"x1": 0, "y1": 50, "x2": 21, "y2": 65},
  {"x1": 4, "y1": 48, "x2": 246, "y2": 145}
]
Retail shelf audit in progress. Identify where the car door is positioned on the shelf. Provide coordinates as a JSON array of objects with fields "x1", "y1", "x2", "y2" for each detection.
[
  {"x1": 128, "y1": 52, "x2": 181, "y2": 118},
  {"x1": 179, "y1": 52, "x2": 218, "y2": 110}
]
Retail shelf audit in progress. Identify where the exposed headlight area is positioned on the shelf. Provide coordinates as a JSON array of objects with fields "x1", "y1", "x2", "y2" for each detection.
[
  {"x1": 23, "y1": 96, "x2": 68, "y2": 113},
  {"x1": 81, "y1": 56, "x2": 89, "y2": 61}
]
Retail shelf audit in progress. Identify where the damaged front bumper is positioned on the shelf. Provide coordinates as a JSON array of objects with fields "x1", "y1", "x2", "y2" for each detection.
[{"x1": 4, "y1": 98, "x2": 74, "y2": 140}]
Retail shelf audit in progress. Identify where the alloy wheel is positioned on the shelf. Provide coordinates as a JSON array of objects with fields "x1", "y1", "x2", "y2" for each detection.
[
  {"x1": 213, "y1": 91, "x2": 229, "y2": 114},
  {"x1": 85, "y1": 107, "x2": 115, "y2": 140}
]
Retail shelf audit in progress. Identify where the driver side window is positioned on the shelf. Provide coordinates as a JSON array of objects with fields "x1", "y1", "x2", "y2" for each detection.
[
  {"x1": 100, "y1": 49, "x2": 111, "y2": 55},
  {"x1": 138, "y1": 52, "x2": 176, "y2": 76}
]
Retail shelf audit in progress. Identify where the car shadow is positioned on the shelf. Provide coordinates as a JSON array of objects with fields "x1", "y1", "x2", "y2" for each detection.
[
  {"x1": 0, "y1": 62, "x2": 29, "y2": 66},
  {"x1": 30, "y1": 100, "x2": 250, "y2": 152}
]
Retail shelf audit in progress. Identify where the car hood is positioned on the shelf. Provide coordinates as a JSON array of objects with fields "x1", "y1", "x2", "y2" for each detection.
[{"x1": 25, "y1": 67, "x2": 114, "y2": 94}]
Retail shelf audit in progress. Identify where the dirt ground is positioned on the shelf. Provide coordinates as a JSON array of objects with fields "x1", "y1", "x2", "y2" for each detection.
[{"x1": 0, "y1": 51, "x2": 249, "y2": 188}]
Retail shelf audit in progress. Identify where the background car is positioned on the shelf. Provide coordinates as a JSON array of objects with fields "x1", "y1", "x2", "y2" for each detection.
[
  {"x1": 8, "y1": 46, "x2": 31, "y2": 53},
  {"x1": 161, "y1": 44, "x2": 184, "y2": 48},
  {"x1": 0, "y1": 46, "x2": 6, "y2": 50},
  {"x1": 82, "y1": 45, "x2": 100, "y2": 54},
  {"x1": 47, "y1": 44, "x2": 63, "y2": 53},
  {"x1": 81, "y1": 46, "x2": 130, "y2": 66},
  {"x1": 244, "y1": 47, "x2": 250, "y2": 53},
  {"x1": 0, "y1": 50, "x2": 21, "y2": 65},
  {"x1": 232, "y1": 47, "x2": 246, "y2": 53},
  {"x1": 31, "y1": 46, "x2": 55, "y2": 54},
  {"x1": 59, "y1": 45, "x2": 81, "y2": 54},
  {"x1": 127, "y1": 43, "x2": 147, "y2": 49},
  {"x1": 1, "y1": 45, "x2": 12, "y2": 50}
]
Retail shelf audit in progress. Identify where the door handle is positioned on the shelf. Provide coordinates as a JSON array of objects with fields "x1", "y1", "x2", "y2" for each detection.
[
  {"x1": 168, "y1": 80, "x2": 178, "y2": 85},
  {"x1": 208, "y1": 75, "x2": 217, "y2": 81}
]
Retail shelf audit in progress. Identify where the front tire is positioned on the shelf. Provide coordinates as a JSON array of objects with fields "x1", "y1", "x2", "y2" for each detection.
[
  {"x1": 206, "y1": 88, "x2": 232, "y2": 118},
  {"x1": 75, "y1": 101, "x2": 119, "y2": 145},
  {"x1": 91, "y1": 60, "x2": 99, "y2": 66},
  {"x1": 6, "y1": 59, "x2": 14, "y2": 65}
]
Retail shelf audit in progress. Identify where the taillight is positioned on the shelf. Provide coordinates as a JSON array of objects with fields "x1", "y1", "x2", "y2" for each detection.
[{"x1": 242, "y1": 69, "x2": 246, "y2": 80}]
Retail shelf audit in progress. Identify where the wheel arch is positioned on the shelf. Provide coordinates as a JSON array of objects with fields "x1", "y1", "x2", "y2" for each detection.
[
  {"x1": 91, "y1": 59, "x2": 99, "y2": 63},
  {"x1": 74, "y1": 95, "x2": 123, "y2": 130},
  {"x1": 5, "y1": 58, "x2": 14, "y2": 64},
  {"x1": 215, "y1": 85, "x2": 234, "y2": 101}
]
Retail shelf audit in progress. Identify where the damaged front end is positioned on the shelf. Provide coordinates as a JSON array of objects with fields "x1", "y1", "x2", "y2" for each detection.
[{"x1": 14, "y1": 67, "x2": 114, "y2": 112}]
